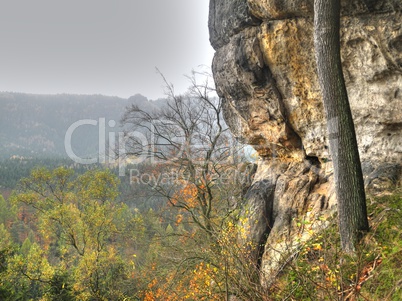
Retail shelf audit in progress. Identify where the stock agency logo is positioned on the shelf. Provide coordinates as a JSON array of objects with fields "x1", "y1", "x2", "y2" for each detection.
[{"x1": 64, "y1": 118, "x2": 147, "y2": 176}]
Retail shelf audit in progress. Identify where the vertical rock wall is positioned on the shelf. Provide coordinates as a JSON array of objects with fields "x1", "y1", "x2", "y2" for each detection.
[{"x1": 209, "y1": 0, "x2": 402, "y2": 287}]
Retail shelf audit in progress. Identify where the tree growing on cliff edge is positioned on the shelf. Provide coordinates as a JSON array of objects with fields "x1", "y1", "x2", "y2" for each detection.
[{"x1": 313, "y1": 0, "x2": 369, "y2": 253}]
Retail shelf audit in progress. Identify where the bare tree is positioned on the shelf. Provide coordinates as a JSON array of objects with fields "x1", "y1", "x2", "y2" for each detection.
[
  {"x1": 121, "y1": 71, "x2": 249, "y2": 236},
  {"x1": 314, "y1": 0, "x2": 369, "y2": 253}
]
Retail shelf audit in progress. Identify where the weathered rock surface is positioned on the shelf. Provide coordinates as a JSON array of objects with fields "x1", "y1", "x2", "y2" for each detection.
[{"x1": 209, "y1": 0, "x2": 402, "y2": 288}]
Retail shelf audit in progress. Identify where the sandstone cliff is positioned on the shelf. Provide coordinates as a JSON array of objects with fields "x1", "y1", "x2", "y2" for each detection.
[{"x1": 209, "y1": 0, "x2": 402, "y2": 287}]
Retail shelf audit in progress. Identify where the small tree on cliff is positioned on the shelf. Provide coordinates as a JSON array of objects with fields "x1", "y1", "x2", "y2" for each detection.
[
  {"x1": 121, "y1": 72, "x2": 261, "y2": 299},
  {"x1": 314, "y1": 0, "x2": 369, "y2": 253}
]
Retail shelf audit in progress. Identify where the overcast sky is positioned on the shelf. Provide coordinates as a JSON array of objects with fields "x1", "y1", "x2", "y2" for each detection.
[{"x1": 0, "y1": 0, "x2": 214, "y2": 100}]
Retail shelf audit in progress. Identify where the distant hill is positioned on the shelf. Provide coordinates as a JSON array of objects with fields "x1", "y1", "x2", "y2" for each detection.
[{"x1": 0, "y1": 92, "x2": 163, "y2": 159}]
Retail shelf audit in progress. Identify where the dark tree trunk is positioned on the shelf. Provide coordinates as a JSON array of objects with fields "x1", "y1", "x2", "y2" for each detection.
[{"x1": 313, "y1": 0, "x2": 369, "y2": 253}]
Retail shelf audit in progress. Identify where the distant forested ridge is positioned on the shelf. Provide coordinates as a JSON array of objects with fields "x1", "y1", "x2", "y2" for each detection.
[{"x1": 0, "y1": 92, "x2": 164, "y2": 159}]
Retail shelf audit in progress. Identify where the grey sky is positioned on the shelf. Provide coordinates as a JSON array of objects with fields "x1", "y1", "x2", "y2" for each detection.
[{"x1": 0, "y1": 0, "x2": 214, "y2": 100}]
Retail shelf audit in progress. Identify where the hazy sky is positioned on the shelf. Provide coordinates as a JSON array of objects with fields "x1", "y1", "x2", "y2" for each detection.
[{"x1": 0, "y1": 0, "x2": 214, "y2": 100}]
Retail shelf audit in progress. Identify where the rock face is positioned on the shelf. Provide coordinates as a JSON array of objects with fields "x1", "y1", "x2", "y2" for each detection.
[{"x1": 209, "y1": 0, "x2": 402, "y2": 287}]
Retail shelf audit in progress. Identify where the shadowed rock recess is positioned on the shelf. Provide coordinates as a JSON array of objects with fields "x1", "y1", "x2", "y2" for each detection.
[{"x1": 209, "y1": 0, "x2": 402, "y2": 287}]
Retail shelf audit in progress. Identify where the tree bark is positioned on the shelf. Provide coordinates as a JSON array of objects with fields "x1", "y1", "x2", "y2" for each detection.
[{"x1": 314, "y1": 0, "x2": 369, "y2": 253}]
